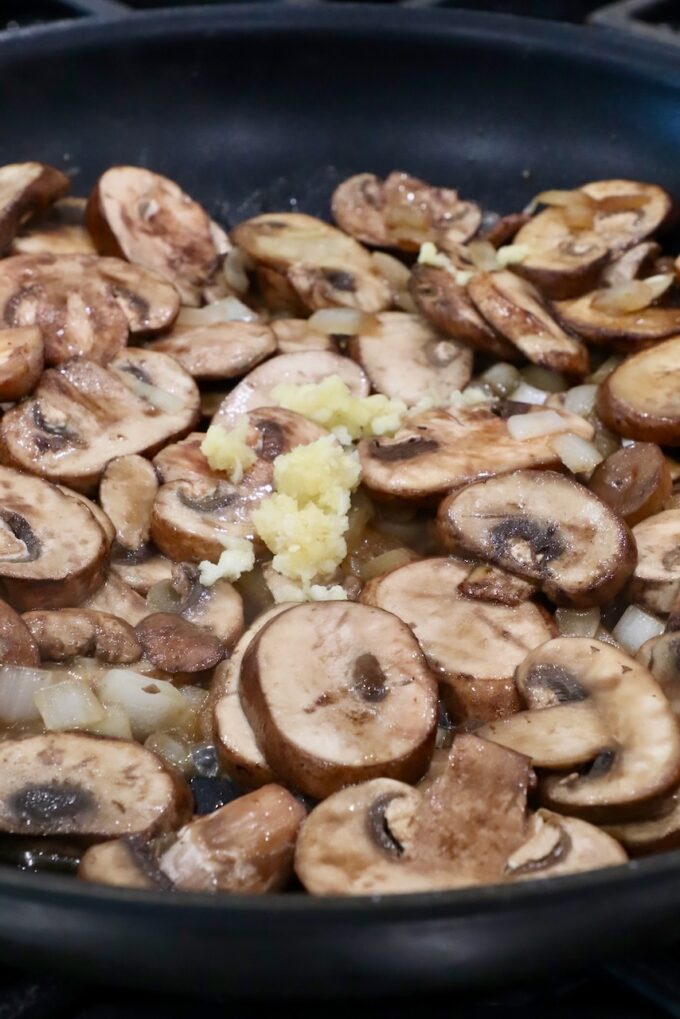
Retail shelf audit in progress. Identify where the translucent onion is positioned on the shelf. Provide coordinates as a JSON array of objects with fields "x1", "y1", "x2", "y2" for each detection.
[
  {"x1": 222, "y1": 247, "x2": 252, "y2": 295},
  {"x1": 34, "y1": 679, "x2": 105, "y2": 732},
  {"x1": 520, "y1": 366, "x2": 567, "y2": 393},
  {"x1": 479, "y1": 362, "x2": 520, "y2": 397},
  {"x1": 145, "y1": 731, "x2": 191, "y2": 773},
  {"x1": 361, "y1": 548, "x2": 420, "y2": 582},
  {"x1": 146, "y1": 579, "x2": 182, "y2": 614},
  {"x1": 507, "y1": 410, "x2": 569, "y2": 440},
  {"x1": 90, "y1": 703, "x2": 133, "y2": 740},
  {"x1": 496, "y1": 244, "x2": 529, "y2": 267},
  {"x1": 308, "y1": 308, "x2": 376, "y2": 336},
  {"x1": 177, "y1": 296, "x2": 259, "y2": 326},
  {"x1": 510, "y1": 382, "x2": 549, "y2": 406},
  {"x1": 551, "y1": 433, "x2": 604, "y2": 474},
  {"x1": 591, "y1": 275, "x2": 673, "y2": 315},
  {"x1": 612, "y1": 605, "x2": 665, "y2": 654},
  {"x1": 466, "y1": 240, "x2": 499, "y2": 271},
  {"x1": 563, "y1": 384, "x2": 598, "y2": 417},
  {"x1": 97, "y1": 670, "x2": 190, "y2": 740},
  {"x1": 593, "y1": 423, "x2": 621, "y2": 459},
  {"x1": 178, "y1": 685, "x2": 210, "y2": 717},
  {"x1": 555, "y1": 607, "x2": 601, "y2": 638},
  {"x1": 371, "y1": 251, "x2": 410, "y2": 288},
  {"x1": 0, "y1": 666, "x2": 55, "y2": 725}
]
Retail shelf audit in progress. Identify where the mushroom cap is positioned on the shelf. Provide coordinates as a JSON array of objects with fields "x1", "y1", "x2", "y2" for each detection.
[
  {"x1": 554, "y1": 293, "x2": 680, "y2": 350},
  {"x1": 513, "y1": 206, "x2": 609, "y2": 299},
  {"x1": 11, "y1": 197, "x2": 96, "y2": 257},
  {"x1": 100, "y1": 454, "x2": 159, "y2": 555},
  {"x1": 0, "y1": 327, "x2": 43, "y2": 401},
  {"x1": 22, "y1": 608, "x2": 141, "y2": 665},
  {"x1": 588, "y1": 443, "x2": 671, "y2": 527},
  {"x1": 630, "y1": 509, "x2": 680, "y2": 614},
  {"x1": 0, "y1": 162, "x2": 70, "y2": 252},
  {"x1": 597, "y1": 337, "x2": 680, "y2": 443},
  {"x1": 146, "y1": 322, "x2": 277, "y2": 382},
  {"x1": 506, "y1": 808, "x2": 626, "y2": 880}
]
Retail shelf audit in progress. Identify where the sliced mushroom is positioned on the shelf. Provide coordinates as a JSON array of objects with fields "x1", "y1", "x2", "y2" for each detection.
[
  {"x1": 513, "y1": 207, "x2": 609, "y2": 299},
  {"x1": 630, "y1": 510, "x2": 680, "y2": 614},
  {"x1": 505, "y1": 808, "x2": 626, "y2": 880},
  {"x1": 479, "y1": 703, "x2": 611, "y2": 769},
  {"x1": 11, "y1": 197, "x2": 96, "y2": 257},
  {"x1": 348, "y1": 312, "x2": 472, "y2": 407},
  {"x1": 588, "y1": 443, "x2": 671, "y2": 527},
  {"x1": 135, "y1": 612, "x2": 224, "y2": 674},
  {"x1": 0, "y1": 348, "x2": 199, "y2": 493},
  {"x1": 255, "y1": 265, "x2": 305, "y2": 317},
  {"x1": 79, "y1": 835, "x2": 172, "y2": 889},
  {"x1": 240, "y1": 601, "x2": 438, "y2": 799},
  {"x1": 604, "y1": 788, "x2": 680, "y2": 856},
  {"x1": 467, "y1": 270, "x2": 589, "y2": 377},
  {"x1": 100, "y1": 455, "x2": 159, "y2": 556},
  {"x1": 600, "y1": 241, "x2": 661, "y2": 287},
  {"x1": 0, "y1": 162, "x2": 70, "y2": 253},
  {"x1": 437, "y1": 469, "x2": 636, "y2": 607},
  {"x1": 110, "y1": 552, "x2": 174, "y2": 596},
  {"x1": 458, "y1": 563, "x2": 535, "y2": 606},
  {"x1": 478, "y1": 212, "x2": 531, "y2": 248},
  {"x1": 57, "y1": 486, "x2": 116, "y2": 548},
  {"x1": 361, "y1": 557, "x2": 553, "y2": 722},
  {"x1": 0, "y1": 253, "x2": 180, "y2": 365},
  {"x1": 0, "y1": 466, "x2": 108, "y2": 611},
  {"x1": 87, "y1": 166, "x2": 230, "y2": 306},
  {"x1": 638, "y1": 630, "x2": 680, "y2": 718},
  {"x1": 270, "y1": 318, "x2": 337, "y2": 354},
  {"x1": 145, "y1": 322, "x2": 276, "y2": 382},
  {"x1": 359, "y1": 404, "x2": 593, "y2": 499},
  {"x1": 0, "y1": 599, "x2": 39, "y2": 666},
  {"x1": 409, "y1": 265, "x2": 518, "y2": 359},
  {"x1": 597, "y1": 337, "x2": 680, "y2": 443},
  {"x1": 0, "y1": 731, "x2": 191, "y2": 837},
  {"x1": 0, "y1": 327, "x2": 43, "y2": 401},
  {"x1": 554, "y1": 292, "x2": 680, "y2": 350},
  {"x1": 147, "y1": 562, "x2": 244, "y2": 649},
  {"x1": 23, "y1": 608, "x2": 141, "y2": 664},
  {"x1": 581, "y1": 179, "x2": 672, "y2": 253},
  {"x1": 330, "y1": 173, "x2": 391, "y2": 248},
  {"x1": 84, "y1": 573, "x2": 149, "y2": 627}
]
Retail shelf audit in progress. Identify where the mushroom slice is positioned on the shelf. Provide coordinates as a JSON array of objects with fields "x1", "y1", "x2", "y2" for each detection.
[
  {"x1": 588, "y1": 444, "x2": 671, "y2": 527},
  {"x1": 110, "y1": 553, "x2": 174, "y2": 597},
  {"x1": 553, "y1": 292, "x2": 680, "y2": 350},
  {"x1": 159, "y1": 784, "x2": 306, "y2": 893},
  {"x1": 517, "y1": 637, "x2": 680, "y2": 816},
  {"x1": 0, "y1": 162, "x2": 70, "y2": 252},
  {"x1": 100, "y1": 455, "x2": 159, "y2": 556},
  {"x1": 361, "y1": 557, "x2": 553, "y2": 722},
  {"x1": 437, "y1": 469, "x2": 636, "y2": 607},
  {"x1": 600, "y1": 241, "x2": 660, "y2": 287},
  {"x1": 359, "y1": 405, "x2": 593, "y2": 499},
  {"x1": 11, "y1": 197, "x2": 96, "y2": 257},
  {"x1": 0, "y1": 349, "x2": 199, "y2": 493},
  {"x1": 467, "y1": 270, "x2": 589, "y2": 377},
  {"x1": 270, "y1": 318, "x2": 337, "y2": 354},
  {"x1": 0, "y1": 254, "x2": 180, "y2": 365},
  {"x1": 212, "y1": 350, "x2": 369, "y2": 425},
  {"x1": 0, "y1": 327, "x2": 43, "y2": 401},
  {"x1": 604, "y1": 788, "x2": 680, "y2": 856},
  {"x1": 0, "y1": 732, "x2": 191, "y2": 838},
  {"x1": 146, "y1": 322, "x2": 276, "y2": 382},
  {"x1": 458, "y1": 563, "x2": 535, "y2": 606},
  {"x1": 255, "y1": 265, "x2": 306, "y2": 317},
  {"x1": 23, "y1": 608, "x2": 141, "y2": 664},
  {"x1": 638, "y1": 631, "x2": 680, "y2": 717},
  {"x1": 505, "y1": 808, "x2": 626, "y2": 880},
  {"x1": 513, "y1": 207, "x2": 609, "y2": 299},
  {"x1": 409, "y1": 265, "x2": 518, "y2": 359},
  {"x1": 348, "y1": 312, "x2": 472, "y2": 407},
  {"x1": 240, "y1": 601, "x2": 438, "y2": 800},
  {"x1": 148, "y1": 562, "x2": 244, "y2": 649},
  {"x1": 0, "y1": 599, "x2": 40, "y2": 666},
  {"x1": 57, "y1": 487, "x2": 116, "y2": 548},
  {"x1": 84, "y1": 574, "x2": 149, "y2": 627},
  {"x1": 87, "y1": 166, "x2": 230, "y2": 306},
  {"x1": 630, "y1": 510, "x2": 680, "y2": 614},
  {"x1": 478, "y1": 212, "x2": 531, "y2": 248},
  {"x1": 597, "y1": 338, "x2": 680, "y2": 443},
  {"x1": 135, "y1": 612, "x2": 224, "y2": 674},
  {"x1": 0, "y1": 466, "x2": 108, "y2": 611},
  {"x1": 479, "y1": 703, "x2": 610, "y2": 769},
  {"x1": 330, "y1": 173, "x2": 390, "y2": 247},
  {"x1": 79, "y1": 835, "x2": 172, "y2": 890},
  {"x1": 581, "y1": 179, "x2": 672, "y2": 253}
]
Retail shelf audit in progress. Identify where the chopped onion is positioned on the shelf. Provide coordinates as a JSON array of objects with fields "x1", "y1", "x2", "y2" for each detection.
[
  {"x1": 507, "y1": 409, "x2": 569, "y2": 440},
  {"x1": 591, "y1": 274, "x2": 673, "y2": 315},
  {"x1": 0, "y1": 666, "x2": 55, "y2": 725},
  {"x1": 308, "y1": 308, "x2": 376, "y2": 336},
  {"x1": 119, "y1": 374, "x2": 184, "y2": 414},
  {"x1": 563, "y1": 384, "x2": 598, "y2": 417},
  {"x1": 496, "y1": 244, "x2": 529, "y2": 267},
  {"x1": 371, "y1": 251, "x2": 410, "y2": 288},
  {"x1": 177, "y1": 296, "x2": 259, "y2": 326},
  {"x1": 587, "y1": 355, "x2": 623, "y2": 384},
  {"x1": 97, "y1": 670, "x2": 190, "y2": 740},
  {"x1": 556, "y1": 607, "x2": 601, "y2": 638},
  {"x1": 466, "y1": 240, "x2": 498, "y2": 271},
  {"x1": 145, "y1": 731, "x2": 191, "y2": 773},
  {"x1": 90, "y1": 703, "x2": 133, "y2": 740},
  {"x1": 178, "y1": 685, "x2": 210, "y2": 716},
  {"x1": 612, "y1": 605, "x2": 665, "y2": 654},
  {"x1": 146, "y1": 579, "x2": 182, "y2": 614},
  {"x1": 34, "y1": 679, "x2": 105, "y2": 732},
  {"x1": 520, "y1": 366, "x2": 567, "y2": 393},
  {"x1": 551, "y1": 433, "x2": 604, "y2": 474},
  {"x1": 594, "y1": 625, "x2": 620, "y2": 648},
  {"x1": 222, "y1": 247, "x2": 252, "y2": 295},
  {"x1": 621, "y1": 437, "x2": 636, "y2": 447},
  {"x1": 361, "y1": 548, "x2": 420, "y2": 582},
  {"x1": 593, "y1": 423, "x2": 620, "y2": 458},
  {"x1": 510, "y1": 381, "x2": 549, "y2": 406},
  {"x1": 479, "y1": 362, "x2": 520, "y2": 397}
]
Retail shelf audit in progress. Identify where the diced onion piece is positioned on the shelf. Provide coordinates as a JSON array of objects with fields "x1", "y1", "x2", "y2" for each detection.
[
  {"x1": 507, "y1": 409, "x2": 569, "y2": 440},
  {"x1": 97, "y1": 670, "x2": 190, "y2": 740},
  {"x1": 563, "y1": 384, "x2": 598, "y2": 417},
  {"x1": 511, "y1": 381, "x2": 549, "y2": 406},
  {"x1": 479, "y1": 362, "x2": 520, "y2": 398},
  {"x1": 145, "y1": 731, "x2": 191, "y2": 773},
  {"x1": 593, "y1": 423, "x2": 621, "y2": 458},
  {"x1": 308, "y1": 308, "x2": 377, "y2": 336},
  {"x1": 466, "y1": 240, "x2": 498, "y2": 271},
  {"x1": 521, "y1": 366, "x2": 567, "y2": 393},
  {"x1": 587, "y1": 355, "x2": 623, "y2": 384},
  {"x1": 621, "y1": 438, "x2": 636, "y2": 448},
  {"x1": 551, "y1": 432, "x2": 604, "y2": 474},
  {"x1": 222, "y1": 247, "x2": 252, "y2": 295},
  {"x1": 555, "y1": 607, "x2": 601, "y2": 638},
  {"x1": 612, "y1": 605, "x2": 665, "y2": 654},
  {"x1": 591, "y1": 275, "x2": 674, "y2": 315},
  {"x1": 371, "y1": 251, "x2": 410, "y2": 288},
  {"x1": 496, "y1": 244, "x2": 529, "y2": 267},
  {"x1": 178, "y1": 685, "x2": 210, "y2": 716},
  {"x1": 34, "y1": 679, "x2": 105, "y2": 732},
  {"x1": 177, "y1": 296, "x2": 259, "y2": 326},
  {"x1": 90, "y1": 703, "x2": 133, "y2": 740},
  {"x1": 0, "y1": 666, "x2": 55, "y2": 725},
  {"x1": 119, "y1": 374, "x2": 184, "y2": 414},
  {"x1": 361, "y1": 547, "x2": 420, "y2": 582}
]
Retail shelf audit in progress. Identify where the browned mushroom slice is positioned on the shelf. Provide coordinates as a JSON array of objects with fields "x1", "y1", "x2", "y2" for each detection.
[
  {"x1": 255, "y1": 265, "x2": 306, "y2": 317},
  {"x1": 588, "y1": 444, "x2": 671, "y2": 527},
  {"x1": 479, "y1": 703, "x2": 611, "y2": 768},
  {"x1": 240, "y1": 601, "x2": 438, "y2": 799},
  {"x1": 505, "y1": 808, "x2": 626, "y2": 880},
  {"x1": 79, "y1": 835, "x2": 171, "y2": 889},
  {"x1": 0, "y1": 163, "x2": 70, "y2": 252},
  {"x1": 135, "y1": 612, "x2": 224, "y2": 674},
  {"x1": 331, "y1": 173, "x2": 391, "y2": 247},
  {"x1": 513, "y1": 207, "x2": 609, "y2": 299},
  {"x1": 0, "y1": 254, "x2": 180, "y2": 365},
  {"x1": 581, "y1": 179, "x2": 672, "y2": 253},
  {"x1": 438, "y1": 469, "x2": 636, "y2": 608},
  {"x1": 148, "y1": 563, "x2": 244, "y2": 649},
  {"x1": 100, "y1": 455, "x2": 158, "y2": 556},
  {"x1": 0, "y1": 348, "x2": 199, "y2": 493},
  {"x1": 270, "y1": 318, "x2": 337, "y2": 354},
  {"x1": 22, "y1": 608, "x2": 141, "y2": 665},
  {"x1": 0, "y1": 599, "x2": 40, "y2": 666},
  {"x1": 0, "y1": 327, "x2": 43, "y2": 401},
  {"x1": 597, "y1": 338, "x2": 680, "y2": 443},
  {"x1": 518, "y1": 637, "x2": 680, "y2": 817},
  {"x1": 600, "y1": 241, "x2": 661, "y2": 287},
  {"x1": 467, "y1": 270, "x2": 589, "y2": 377},
  {"x1": 638, "y1": 631, "x2": 680, "y2": 716},
  {"x1": 288, "y1": 264, "x2": 391, "y2": 315},
  {"x1": 604, "y1": 788, "x2": 680, "y2": 856},
  {"x1": 84, "y1": 574, "x2": 149, "y2": 627},
  {"x1": 409, "y1": 265, "x2": 518, "y2": 359},
  {"x1": 359, "y1": 405, "x2": 593, "y2": 499},
  {"x1": 554, "y1": 292, "x2": 680, "y2": 350},
  {"x1": 348, "y1": 312, "x2": 472, "y2": 407},
  {"x1": 0, "y1": 731, "x2": 191, "y2": 837},
  {"x1": 629, "y1": 510, "x2": 680, "y2": 614},
  {"x1": 57, "y1": 487, "x2": 116, "y2": 548},
  {"x1": 362, "y1": 557, "x2": 553, "y2": 722},
  {"x1": 458, "y1": 563, "x2": 535, "y2": 606},
  {"x1": 478, "y1": 212, "x2": 531, "y2": 248},
  {"x1": 11, "y1": 197, "x2": 97, "y2": 257},
  {"x1": 110, "y1": 553, "x2": 174, "y2": 596},
  {"x1": 146, "y1": 322, "x2": 276, "y2": 382},
  {"x1": 87, "y1": 166, "x2": 230, "y2": 306},
  {"x1": 0, "y1": 466, "x2": 108, "y2": 611}
]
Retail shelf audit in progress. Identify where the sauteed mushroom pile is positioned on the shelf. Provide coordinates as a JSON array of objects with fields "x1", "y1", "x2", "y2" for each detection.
[{"x1": 0, "y1": 162, "x2": 678, "y2": 895}]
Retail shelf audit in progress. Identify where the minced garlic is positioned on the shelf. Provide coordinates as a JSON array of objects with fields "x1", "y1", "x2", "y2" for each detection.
[
  {"x1": 264, "y1": 568, "x2": 348, "y2": 604},
  {"x1": 198, "y1": 535, "x2": 255, "y2": 586},
  {"x1": 272, "y1": 374, "x2": 405, "y2": 443},
  {"x1": 274, "y1": 435, "x2": 360, "y2": 516},
  {"x1": 417, "y1": 241, "x2": 473, "y2": 286},
  {"x1": 252, "y1": 495, "x2": 348, "y2": 584},
  {"x1": 201, "y1": 416, "x2": 256, "y2": 483}
]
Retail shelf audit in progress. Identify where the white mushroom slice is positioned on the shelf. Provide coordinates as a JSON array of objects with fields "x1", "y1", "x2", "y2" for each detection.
[
  {"x1": 159, "y1": 784, "x2": 306, "y2": 893},
  {"x1": 0, "y1": 327, "x2": 43, "y2": 401},
  {"x1": 0, "y1": 732, "x2": 191, "y2": 837},
  {"x1": 638, "y1": 631, "x2": 680, "y2": 718},
  {"x1": 600, "y1": 241, "x2": 660, "y2": 287},
  {"x1": 513, "y1": 207, "x2": 609, "y2": 299},
  {"x1": 597, "y1": 337, "x2": 680, "y2": 443},
  {"x1": 362, "y1": 557, "x2": 553, "y2": 722},
  {"x1": 212, "y1": 350, "x2": 368, "y2": 426},
  {"x1": 581, "y1": 179, "x2": 672, "y2": 253},
  {"x1": 331, "y1": 173, "x2": 390, "y2": 247},
  {"x1": 295, "y1": 734, "x2": 531, "y2": 895},
  {"x1": 22, "y1": 608, "x2": 141, "y2": 665},
  {"x1": 270, "y1": 318, "x2": 337, "y2": 354},
  {"x1": 0, "y1": 254, "x2": 180, "y2": 365},
  {"x1": 240, "y1": 601, "x2": 438, "y2": 799},
  {"x1": 87, "y1": 166, "x2": 230, "y2": 306},
  {"x1": 468, "y1": 271, "x2": 589, "y2": 377},
  {"x1": 437, "y1": 469, "x2": 636, "y2": 607},
  {"x1": 148, "y1": 563, "x2": 244, "y2": 649},
  {"x1": 517, "y1": 637, "x2": 680, "y2": 816},
  {"x1": 554, "y1": 292, "x2": 680, "y2": 350},
  {"x1": 0, "y1": 599, "x2": 40, "y2": 666},
  {"x1": 0, "y1": 348, "x2": 199, "y2": 493},
  {"x1": 630, "y1": 510, "x2": 680, "y2": 614},
  {"x1": 588, "y1": 444, "x2": 671, "y2": 527},
  {"x1": 0, "y1": 162, "x2": 70, "y2": 252},
  {"x1": 359, "y1": 405, "x2": 593, "y2": 499},
  {"x1": 57, "y1": 487, "x2": 116, "y2": 549},
  {"x1": 110, "y1": 553, "x2": 174, "y2": 596},
  {"x1": 100, "y1": 455, "x2": 159, "y2": 555},
  {"x1": 0, "y1": 466, "x2": 108, "y2": 611},
  {"x1": 506, "y1": 809, "x2": 625, "y2": 880},
  {"x1": 79, "y1": 836, "x2": 172, "y2": 890},
  {"x1": 479, "y1": 703, "x2": 610, "y2": 768},
  {"x1": 135, "y1": 612, "x2": 225, "y2": 674},
  {"x1": 409, "y1": 265, "x2": 518, "y2": 360},
  {"x1": 11, "y1": 197, "x2": 96, "y2": 257},
  {"x1": 604, "y1": 788, "x2": 680, "y2": 856},
  {"x1": 84, "y1": 574, "x2": 149, "y2": 627},
  {"x1": 348, "y1": 312, "x2": 472, "y2": 407},
  {"x1": 458, "y1": 563, "x2": 535, "y2": 606},
  {"x1": 145, "y1": 322, "x2": 276, "y2": 381}
]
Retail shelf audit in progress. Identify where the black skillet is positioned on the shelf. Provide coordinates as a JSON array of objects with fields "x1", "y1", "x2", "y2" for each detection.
[{"x1": 0, "y1": 2, "x2": 679, "y2": 1000}]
